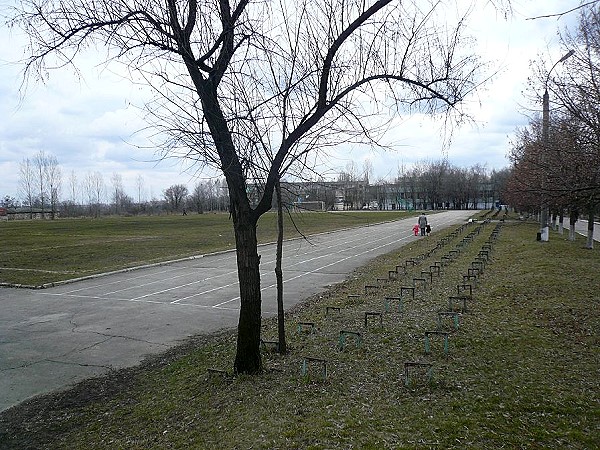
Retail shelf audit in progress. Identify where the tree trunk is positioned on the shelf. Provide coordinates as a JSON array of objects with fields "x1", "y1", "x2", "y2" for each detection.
[
  {"x1": 275, "y1": 179, "x2": 287, "y2": 354},
  {"x1": 232, "y1": 211, "x2": 263, "y2": 374},
  {"x1": 586, "y1": 205, "x2": 595, "y2": 250},
  {"x1": 558, "y1": 210, "x2": 564, "y2": 235},
  {"x1": 569, "y1": 211, "x2": 578, "y2": 241}
]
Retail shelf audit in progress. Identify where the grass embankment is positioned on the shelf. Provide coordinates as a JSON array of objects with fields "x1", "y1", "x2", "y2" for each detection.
[
  {"x1": 0, "y1": 210, "x2": 410, "y2": 286},
  {"x1": 1, "y1": 220, "x2": 597, "y2": 449}
]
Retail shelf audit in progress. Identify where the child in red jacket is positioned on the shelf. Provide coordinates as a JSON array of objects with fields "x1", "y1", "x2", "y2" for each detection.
[{"x1": 412, "y1": 224, "x2": 420, "y2": 236}]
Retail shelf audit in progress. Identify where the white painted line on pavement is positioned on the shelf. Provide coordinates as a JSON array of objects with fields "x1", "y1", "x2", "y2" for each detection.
[{"x1": 214, "y1": 232, "x2": 415, "y2": 307}]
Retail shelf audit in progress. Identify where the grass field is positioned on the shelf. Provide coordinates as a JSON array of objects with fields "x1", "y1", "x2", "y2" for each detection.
[
  {"x1": 1, "y1": 219, "x2": 598, "y2": 449},
  {"x1": 0, "y1": 210, "x2": 412, "y2": 286}
]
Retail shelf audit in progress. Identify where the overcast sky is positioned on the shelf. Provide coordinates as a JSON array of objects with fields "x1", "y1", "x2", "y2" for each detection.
[{"x1": 0, "y1": 1, "x2": 582, "y2": 201}]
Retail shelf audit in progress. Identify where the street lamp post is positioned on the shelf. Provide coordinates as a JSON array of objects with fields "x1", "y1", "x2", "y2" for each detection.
[{"x1": 539, "y1": 50, "x2": 575, "y2": 242}]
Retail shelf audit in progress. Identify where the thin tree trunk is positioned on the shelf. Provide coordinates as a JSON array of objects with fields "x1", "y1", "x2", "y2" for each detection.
[
  {"x1": 558, "y1": 210, "x2": 564, "y2": 235},
  {"x1": 586, "y1": 205, "x2": 595, "y2": 249},
  {"x1": 569, "y1": 209, "x2": 578, "y2": 241},
  {"x1": 275, "y1": 179, "x2": 287, "y2": 354}
]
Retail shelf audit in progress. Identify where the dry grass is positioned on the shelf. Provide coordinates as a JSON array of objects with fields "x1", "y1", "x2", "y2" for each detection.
[
  {"x1": 0, "y1": 210, "x2": 411, "y2": 286},
  {"x1": 1, "y1": 218, "x2": 598, "y2": 449}
]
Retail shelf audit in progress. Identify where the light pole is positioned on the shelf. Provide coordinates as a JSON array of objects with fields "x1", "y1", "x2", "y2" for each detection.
[{"x1": 539, "y1": 49, "x2": 575, "y2": 242}]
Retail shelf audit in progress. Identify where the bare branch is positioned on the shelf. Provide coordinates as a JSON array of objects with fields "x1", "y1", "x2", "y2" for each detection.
[{"x1": 526, "y1": 1, "x2": 600, "y2": 21}]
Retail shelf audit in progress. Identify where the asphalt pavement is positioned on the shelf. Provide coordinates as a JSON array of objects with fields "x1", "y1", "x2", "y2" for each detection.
[{"x1": 0, "y1": 210, "x2": 487, "y2": 412}]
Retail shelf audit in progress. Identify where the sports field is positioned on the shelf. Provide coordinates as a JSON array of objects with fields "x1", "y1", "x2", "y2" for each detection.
[{"x1": 0, "y1": 210, "x2": 412, "y2": 286}]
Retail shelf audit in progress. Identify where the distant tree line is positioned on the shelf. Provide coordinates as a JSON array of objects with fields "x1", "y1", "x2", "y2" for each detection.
[
  {"x1": 332, "y1": 160, "x2": 511, "y2": 211},
  {"x1": 2, "y1": 153, "x2": 511, "y2": 219},
  {"x1": 2, "y1": 152, "x2": 233, "y2": 218},
  {"x1": 16, "y1": 150, "x2": 61, "y2": 219}
]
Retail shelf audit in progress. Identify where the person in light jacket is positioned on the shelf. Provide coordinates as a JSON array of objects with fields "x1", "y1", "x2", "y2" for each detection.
[{"x1": 418, "y1": 213, "x2": 428, "y2": 236}]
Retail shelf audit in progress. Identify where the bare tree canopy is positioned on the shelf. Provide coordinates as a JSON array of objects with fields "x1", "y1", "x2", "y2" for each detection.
[
  {"x1": 511, "y1": 4, "x2": 600, "y2": 248},
  {"x1": 13, "y1": 1, "x2": 486, "y2": 190},
  {"x1": 11, "y1": 0, "x2": 504, "y2": 373},
  {"x1": 164, "y1": 183, "x2": 189, "y2": 212}
]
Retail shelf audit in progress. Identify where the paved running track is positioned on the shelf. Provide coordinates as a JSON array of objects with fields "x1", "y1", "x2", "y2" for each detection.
[{"x1": 0, "y1": 210, "x2": 476, "y2": 411}]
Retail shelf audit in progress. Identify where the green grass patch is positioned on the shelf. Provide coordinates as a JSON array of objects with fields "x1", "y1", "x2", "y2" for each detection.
[
  {"x1": 0, "y1": 211, "x2": 412, "y2": 286},
  {"x1": 1, "y1": 220, "x2": 597, "y2": 449}
]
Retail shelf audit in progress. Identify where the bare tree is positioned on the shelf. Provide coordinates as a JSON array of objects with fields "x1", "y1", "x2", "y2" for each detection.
[
  {"x1": 69, "y1": 171, "x2": 77, "y2": 204},
  {"x1": 69, "y1": 170, "x2": 78, "y2": 204},
  {"x1": 189, "y1": 181, "x2": 205, "y2": 213},
  {"x1": 45, "y1": 154, "x2": 62, "y2": 219},
  {"x1": 421, "y1": 159, "x2": 449, "y2": 210},
  {"x1": 18, "y1": 157, "x2": 36, "y2": 219},
  {"x1": 110, "y1": 172, "x2": 126, "y2": 214},
  {"x1": 490, "y1": 168, "x2": 511, "y2": 207},
  {"x1": 32, "y1": 150, "x2": 48, "y2": 214},
  {"x1": 219, "y1": 179, "x2": 229, "y2": 211},
  {"x1": 525, "y1": 5, "x2": 600, "y2": 248},
  {"x1": 467, "y1": 164, "x2": 487, "y2": 209},
  {"x1": 409, "y1": 162, "x2": 426, "y2": 210},
  {"x1": 14, "y1": 0, "x2": 498, "y2": 373},
  {"x1": 338, "y1": 162, "x2": 365, "y2": 209},
  {"x1": 506, "y1": 122, "x2": 547, "y2": 215},
  {"x1": 445, "y1": 166, "x2": 469, "y2": 210},
  {"x1": 136, "y1": 174, "x2": 145, "y2": 207},
  {"x1": 26, "y1": 150, "x2": 62, "y2": 218},
  {"x1": 59, "y1": 169, "x2": 80, "y2": 217},
  {"x1": 83, "y1": 172, "x2": 95, "y2": 214},
  {"x1": 395, "y1": 163, "x2": 412, "y2": 210},
  {"x1": 84, "y1": 171, "x2": 105, "y2": 217},
  {"x1": 507, "y1": 114, "x2": 593, "y2": 243},
  {"x1": 552, "y1": 6, "x2": 600, "y2": 249},
  {"x1": 92, "y1": 172, "x2": 105, "y2": 216},
  {"x1": 164, "y1": 184, "x2": 189, "y2": 212},
  {"x1": 363, "y1": 160, "x2": 373, "y2": 186}
]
